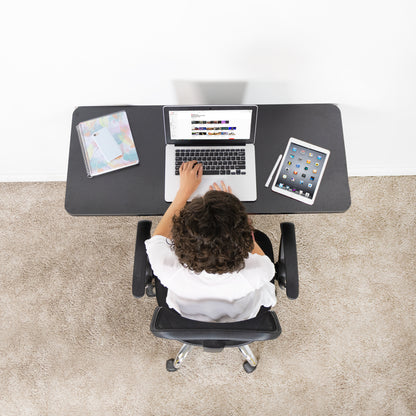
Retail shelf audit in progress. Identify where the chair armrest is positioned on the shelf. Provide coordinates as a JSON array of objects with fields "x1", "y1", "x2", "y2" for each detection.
[
  {"x1": 276, "y1": 222, "x2": 299, "y2": 300},
  {"x1": 132, "y1": 220, "x2": 153, "y2": 298}
]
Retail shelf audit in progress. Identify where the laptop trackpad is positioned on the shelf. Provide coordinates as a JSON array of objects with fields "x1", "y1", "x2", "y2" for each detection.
[{"x1": 188, "y1": 175, "x2": 257, "y2": 202}]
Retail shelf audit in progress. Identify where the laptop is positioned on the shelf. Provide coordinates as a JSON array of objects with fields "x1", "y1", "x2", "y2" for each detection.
[{"x1": 163, "y1": 105, "x2": 258, "y2": 202}]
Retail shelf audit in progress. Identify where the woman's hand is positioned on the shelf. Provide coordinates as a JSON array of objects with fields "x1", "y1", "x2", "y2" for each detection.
[
  {"x1": 178, "y1": 161, "x2": 203, "y2": 199},
  {"x1": 209, "y1": 180, "x2": 232, "y2": 194}
]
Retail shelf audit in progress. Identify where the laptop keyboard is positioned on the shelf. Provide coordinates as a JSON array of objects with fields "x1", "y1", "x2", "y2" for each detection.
[{"x1": 175, "y1": 148, "x2": 246, "y2": 175}]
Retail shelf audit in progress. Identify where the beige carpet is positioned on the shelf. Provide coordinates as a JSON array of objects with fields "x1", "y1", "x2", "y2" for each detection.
[{"x1": 0, "y1": 177, "x2": 415, "y2": 416}]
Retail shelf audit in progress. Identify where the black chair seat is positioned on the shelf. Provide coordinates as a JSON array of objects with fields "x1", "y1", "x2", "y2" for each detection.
[{"x1": 151, "y1": 306, "x2": 282, "y2": 347}]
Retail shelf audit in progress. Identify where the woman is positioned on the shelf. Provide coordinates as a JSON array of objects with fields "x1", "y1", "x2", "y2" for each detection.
[{"x1": 145, "y1": 161, "x2": 276, "y2": 322}]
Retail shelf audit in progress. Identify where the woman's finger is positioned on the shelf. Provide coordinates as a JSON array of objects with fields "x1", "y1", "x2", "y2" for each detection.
[
  {"x1": 181, "y1": 160, "x2": 195, "y2": 171},
  {"x1": 212, "y1": 182, "x2": 220, "y2": 191},
  {"x1": 189, "y1": 160, "x2": 198, "y2": 170},
  {"x1": 219, "y1": 181, "x2": 232, "y2": 193}
]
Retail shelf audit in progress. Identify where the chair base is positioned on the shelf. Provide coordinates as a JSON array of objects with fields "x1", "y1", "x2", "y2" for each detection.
[
  {"x1": 166, "y1": 343, "x2": 258, "y2": 373},
  {"x1": 166, "y1": 358, "x2": 179, "y2": 372},
  {"x1": 166, "y1": 343, "x2": 193, "y2": 372},
  {"x1": 239, "y1": 345, "x2": 258, "y2": 372},
  {"x1": 243, "y1": 360, "x2": 257, "y2": 373}
]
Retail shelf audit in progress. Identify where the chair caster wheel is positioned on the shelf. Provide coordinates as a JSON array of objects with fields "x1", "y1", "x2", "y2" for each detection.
[
  {"x1": 145, "y1": 284, "x2": 156, "y2": 297},
  {"x1": 166, "y1": 359, "x2": 178, "y2": 372},
  {"x1": 243, "y1": 361, "x2": 257, "y2": 373}
]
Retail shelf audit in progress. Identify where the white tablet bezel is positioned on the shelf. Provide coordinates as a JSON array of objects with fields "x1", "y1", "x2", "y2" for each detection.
[{"x1": 271, "y1": 137, "x2": 330, "y2": 205}]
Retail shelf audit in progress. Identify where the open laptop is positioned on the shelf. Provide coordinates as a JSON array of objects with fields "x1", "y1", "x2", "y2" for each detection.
[{"x1": 163, "y1": 105, "x2": 258, "y2": 202}]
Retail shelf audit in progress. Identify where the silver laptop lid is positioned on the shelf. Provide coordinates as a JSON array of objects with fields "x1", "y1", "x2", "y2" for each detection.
[{"x1": 163, "y1": 105, "x2": 258, "y2": 146}]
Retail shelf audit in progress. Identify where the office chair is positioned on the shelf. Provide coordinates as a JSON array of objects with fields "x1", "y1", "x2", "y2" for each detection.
[{"x1": 132, "y1": 220, "x2": 298, "y2": 373}]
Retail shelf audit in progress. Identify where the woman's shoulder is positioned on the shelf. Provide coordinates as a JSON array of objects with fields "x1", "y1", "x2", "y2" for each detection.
[
  {"x1": 145, "y1": 235, "x2": 175, "y2": 255},
  {"x1": 145, "y1": 234, "x2": 172, "y2": 246},
  {"x1": 246, "y1": 252, "x2": 275, "y2": 268},
  {"x1": 239, "y1": 253, "x2": 276, "y2": 286},
  {"x1": 145, "y1": 235, "x2": 181, "y2": 280}
]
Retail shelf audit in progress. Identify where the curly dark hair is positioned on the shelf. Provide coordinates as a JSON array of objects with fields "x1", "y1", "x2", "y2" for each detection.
[{"x1": 171, "y1": 190, "x2": 254, "y2": 274}]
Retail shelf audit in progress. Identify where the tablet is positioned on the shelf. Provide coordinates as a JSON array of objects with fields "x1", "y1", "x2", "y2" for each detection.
[{"x1": 271, "y1": 137, "x2": 330, "y2": 205}]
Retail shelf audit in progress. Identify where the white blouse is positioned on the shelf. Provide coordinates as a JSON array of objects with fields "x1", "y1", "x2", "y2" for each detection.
[{"x1": 145, "y1": 235, "x2": 277, "y2": 323}]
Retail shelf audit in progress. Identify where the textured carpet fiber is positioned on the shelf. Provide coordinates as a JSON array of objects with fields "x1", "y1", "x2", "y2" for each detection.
[{"x1": 1, "y1": 177, "x2": 415, "y2": 416}]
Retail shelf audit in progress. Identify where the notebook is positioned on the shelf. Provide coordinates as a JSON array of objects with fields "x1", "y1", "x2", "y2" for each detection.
[
  {"x1": 163, "y1": 105, "x2": 258, "y2": 202},
  {"x1": 76, "y1": 111, "x2": 139, "y2": 177}
]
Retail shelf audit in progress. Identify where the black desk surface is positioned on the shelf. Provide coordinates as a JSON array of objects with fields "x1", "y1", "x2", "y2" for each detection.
[{"x1": 65, "y1": 104, "x2": 350, "y2": 215}]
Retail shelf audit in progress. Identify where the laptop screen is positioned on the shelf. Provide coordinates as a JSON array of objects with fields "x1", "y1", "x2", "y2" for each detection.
[{"x1": 163, "y1": 106, "x2": 258, "y2": 144}]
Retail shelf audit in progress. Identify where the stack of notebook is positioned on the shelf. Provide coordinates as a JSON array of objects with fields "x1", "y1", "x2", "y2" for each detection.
[{"x1": 76, "y1": 111, "x2": 139, "y2": 177}]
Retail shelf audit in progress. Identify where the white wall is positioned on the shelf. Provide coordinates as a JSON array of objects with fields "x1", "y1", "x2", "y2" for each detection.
[{"x1": 1, "y1": 0, "x2": 415, "y2": 181}]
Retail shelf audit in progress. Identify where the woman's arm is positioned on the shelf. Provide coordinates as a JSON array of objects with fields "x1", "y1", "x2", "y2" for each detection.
[
  {"x1": 251, "y1": 231, "x2": 265, "y2": 256},
  {"x1": 252, "y1": 240, "x2": 265, "y2": 256},
  {"x1": 153, "y1": 161, "x2": 203, "y2": 238}
]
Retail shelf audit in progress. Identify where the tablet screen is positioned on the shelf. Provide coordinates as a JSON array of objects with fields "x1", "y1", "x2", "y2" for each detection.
[{"x1": 274, "y1": 139, "x2": 329, "y2": 202}]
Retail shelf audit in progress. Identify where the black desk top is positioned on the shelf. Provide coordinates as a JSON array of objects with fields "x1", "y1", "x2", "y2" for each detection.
[{"x1": 65, "y1": 104, "x2": 350, "y2": 215}]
